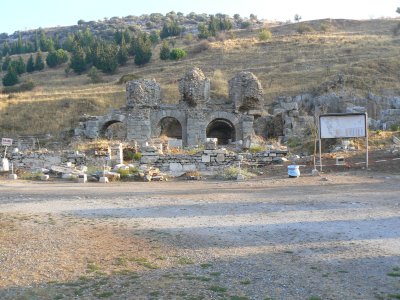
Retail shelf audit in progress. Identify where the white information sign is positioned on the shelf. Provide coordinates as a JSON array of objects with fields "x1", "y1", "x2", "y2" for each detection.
[
  {"x1": 320, "y1": 114, "x2": 366, "y2": 139},
  {"x1": 1, "y1": 138, "x2": 13, "y2": 146}
]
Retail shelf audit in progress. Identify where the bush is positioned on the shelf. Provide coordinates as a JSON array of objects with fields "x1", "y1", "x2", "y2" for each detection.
[
  {"x1": 169, "y1": 48, "x2": 187, "y2": 60},
  {"x1": 117, "y1": 73, "x2": 140, "y2": 84},
  {"x1": 2, "y1": 80, "x2": 35, "y2": 93},
  {"x1": 390, "y1": 124, "x2": 400, "y2": 131},
  {"x1": 87, "y1": 66, "x2": 103, "y2": 83},
  {"x1": 159, "y1": 41, "x2": 170, "y2": 60},
  {"x1": 259, "y1": 29, "x2": 272, "y2": 41},
  {"x1": 217, "y1": 166, "x2": 256, "y2": 180},
  {"x1": 191, "y1": 40, "x2": 210, "y2": 54},
  {"x1": 133, "y1": 152, "x2": 142, "y2": 161},
  {"x1": 297, "y1": 24, "x2": 313, "y2": 34},
  {"x1": 249, "y1": 145, "x2": 264, "y2": 153}
]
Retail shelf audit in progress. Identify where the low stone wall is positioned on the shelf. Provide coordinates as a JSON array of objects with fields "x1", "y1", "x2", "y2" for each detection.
[
  {"x1": 141, "y1": 149, "x2": 288, "y2": 174},
  {"x1": 6, "y1": 151, "x2": 86, "y2": 170}
]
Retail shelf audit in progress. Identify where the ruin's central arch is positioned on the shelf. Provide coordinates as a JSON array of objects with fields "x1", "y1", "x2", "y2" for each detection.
[
  {"x1": 158, "y1": 117, "x2": 182, "y2": 139},
  {"x1": 206, "y1": 118, "x2": 235, "y2": 145}
]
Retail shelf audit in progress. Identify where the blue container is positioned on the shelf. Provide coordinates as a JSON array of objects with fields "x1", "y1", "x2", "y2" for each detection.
[{"x1": 288, "y1": 165, "x2": 300, "y2": 178}]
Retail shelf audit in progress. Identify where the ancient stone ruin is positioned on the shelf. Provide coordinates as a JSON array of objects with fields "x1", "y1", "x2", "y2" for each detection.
[
  {"x1": 75, "y1": 67, "x2": 261, "y2": 147},
  {"x1": 75, "y1": 68, "x2": 400, "y2": 147}
]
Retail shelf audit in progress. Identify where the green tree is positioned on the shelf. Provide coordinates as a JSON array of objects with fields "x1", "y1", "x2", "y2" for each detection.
[
  {"x1": 94, "y1": 43, "x2": 118, "y2": 74},
  {"x1": 34, "y1": 50, "x2": 45, "y2": 71},
  {"x1": 9, "y1": 56, "x2": 26, "y2": 75},
  {"x1": 160, "y1": 20, "x2": 183, "y2": 38},
  {"x1": 117, "y1": 37, "x2": 129, "y2": 66},
  {"x1": 26, "y1": 54, "x2": 35, "y2": 73},
  {"x1": 149, "y1": 30, "x2": 160, "y2": 45},
  {"x1": 198, "y1": 23, "x2": 210, "y2": 39},
  {"x1": 46, "y1": 49, "x2": 69, "y2": 68},
  {"x1": 2, "y1": 42, "x2": 10, "y2": 56},
  {"x1": 169, "y1": 48, "x2": 187, "y2": 60},
  {"x1": 134, "y1": 32, "x2": 152, "y2": 65},
  {"x1": 2, "y1": 55, "x2": 11, "y2": 71},
  {"x1": 69, "y1": 46, "x2": 86, "y2": 74},
  {"x1": 159, "y1": 41, "x2": 170, "y2": 60},
  {"x1": 2, "y1": 67, "x2": 19, "y2": 86}
]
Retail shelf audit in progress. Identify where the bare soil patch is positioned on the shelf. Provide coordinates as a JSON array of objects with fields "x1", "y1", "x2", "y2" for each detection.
[{"x1": 0, "y1": 170, "x2": 399, "y2": 299}]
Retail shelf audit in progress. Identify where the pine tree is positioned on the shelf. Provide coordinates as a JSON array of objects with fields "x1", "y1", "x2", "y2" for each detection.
[
  {"x1": 34, "y1": 51, "x2": 45, "y2": 71},
  {"x1": 26, "y1": 54, "x2": 35, "y2": 73},
  {"x1": 69, "y1": 47, "x2": 86, "y2": 74},
  {"x1": 2, "y1": 42, "x2": 10, "y2": 56},
  {"x1": 10, "y1": 56, "x2": 26, "y2": 74},
  {"x1": 159, "y1": 41, "x2": 170, "y2": 60},
  {"x1": 134, "y1": 32, "x2": 152, "y2": 66},
  {"x1": 2, "y1": 67, "x2": 19, "y2": 86},
  {"x1": 117, "y1": 36, "x2": 129, "y2": 66},
  {"x1": 2, "y1": 55, "x2": 11, "y2": 71}
]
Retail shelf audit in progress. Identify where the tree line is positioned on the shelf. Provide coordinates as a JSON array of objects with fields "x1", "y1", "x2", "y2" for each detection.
[{"x1": 1, "y1": 13, "x2": 239, "y2": 87}]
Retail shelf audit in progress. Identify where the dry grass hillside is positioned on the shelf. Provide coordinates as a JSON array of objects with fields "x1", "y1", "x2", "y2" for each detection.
[{"x1": 1, "y1": 18, "x2": 400, "y2": 139}]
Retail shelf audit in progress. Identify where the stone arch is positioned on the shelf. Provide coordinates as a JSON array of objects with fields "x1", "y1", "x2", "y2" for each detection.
[
  {"x1": 98, "y1": 113, "x2": 126, "y2": 139},
  {"x1": 100, "y1": 120, "x2": 127, "y2": 139},
  {"x1": 206, "y1": 112, "x2": 241, "y2": 143},
  {"x1": 152, "y1": 109, "x2": 187, "y2": 143},
  {"x1": 207, "y1": 118, "x2": 236, "y2": 145},
  {"x1": 158, "y1": 117, "x2": 183, "y2": 139}
]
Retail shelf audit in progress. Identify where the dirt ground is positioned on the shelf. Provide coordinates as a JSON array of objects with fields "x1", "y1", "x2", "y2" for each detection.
[{"x1": 0, "y1": 165, "x2": 399, "y2": 299}]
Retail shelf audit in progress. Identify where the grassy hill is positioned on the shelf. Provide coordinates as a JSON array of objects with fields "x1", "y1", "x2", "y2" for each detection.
[{"x1": 1, "y1": 18, "x2": 400, "y2": 140}]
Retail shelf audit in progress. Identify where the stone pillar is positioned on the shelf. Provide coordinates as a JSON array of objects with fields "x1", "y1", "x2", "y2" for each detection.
[
  {"x1": 241, "y1": 115, "x2": 255, "y2": 141},
  {"x1": 186, "y1": 115, "x2": 207, "y2": 146},
  {"x1": 126, "y1": 109, "x2": 152, "y2": 142}
]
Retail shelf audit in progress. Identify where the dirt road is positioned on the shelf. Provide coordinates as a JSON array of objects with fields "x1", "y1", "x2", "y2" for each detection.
[{"x1": 0, "y1": 172, "x2": 399, "y2": 299}]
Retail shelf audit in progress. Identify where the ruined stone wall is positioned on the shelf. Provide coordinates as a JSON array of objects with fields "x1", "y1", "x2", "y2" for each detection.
[{"x1": 140, "y1": 149, "x2": 288, "y2": 174}]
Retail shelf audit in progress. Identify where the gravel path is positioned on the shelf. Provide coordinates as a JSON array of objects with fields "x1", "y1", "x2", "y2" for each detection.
[{"x1": 0, "y1": 172, "x2": 399, "y2": 299}]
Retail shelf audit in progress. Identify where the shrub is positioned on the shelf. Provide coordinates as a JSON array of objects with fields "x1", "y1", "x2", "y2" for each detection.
[
  {"x1": 117, "y1": 73, "x2": 140, "y2": 84},
  {"x1": 191, "y1": 40, "x2": 210, "y2": 54},
  {"x1": 390, "y1": 124, "x2": 400, "y2": 131},
  {"x1": 259, "y1": 29, "x2": 272, "y2": 41},
  {"x1": 297, "y1": 24, "x2": 313, "y2": 34},
  {"x1": 159, "y1": 41, "x2": 170, "y2": 60},
  {"x1": 133, "y1": 152, "x2": 142, "y2": 161},
  {"x1": 2, "y1": 80, "x2": 35, "y2": 93},
  {"x1": 169, "y1": 48, "x2": 187, "y2": 60},
  {"x1": 249, "y1": 145, "x2": 264, "y2": 153},
  {"x1": 217, "y1": 166, "x2": 256, "y2": 180},
  {"x1": 87, "y1": 66, "x2": 103, "y2": 83}
]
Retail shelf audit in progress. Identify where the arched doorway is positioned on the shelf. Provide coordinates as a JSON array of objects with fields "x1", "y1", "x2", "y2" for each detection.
[
  {"x1": 206, "y1": 118, "x2": 235, "y2": 145},
  {"x1": 158, "y1": 117, "x2": 182, "y2": 139},
  {"x1": 101, "y1": 121, "x2": 126, "y2": 140}
]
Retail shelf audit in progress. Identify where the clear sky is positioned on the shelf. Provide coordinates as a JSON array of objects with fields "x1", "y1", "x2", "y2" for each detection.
[{"x1": 1, "y1": 0, "x2": 399, "y2": 34}]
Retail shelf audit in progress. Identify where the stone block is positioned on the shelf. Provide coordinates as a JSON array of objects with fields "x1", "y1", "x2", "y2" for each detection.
[
  {"x1": 216, "y1": 153, "x2": 225, "y2": 163},
  {"x1": 169, "y1": 163, "x2": 183, "y2": 172},
  {"x1": 99, "y1": 176, "x2": 109, "y2": 183},
  {"x1": 8, "y1": 174, "x2": 18, "y2": 180},
  {"x1": 201, "y1": 155, "x2": 211, "y2": 163},
  {"x1": 168, "y1": 139, "x2": 183, "y2": 148},
  {"x1": 40, "y1": 175, "x2": 50, "y2": 181},
  {"x1": 78, "y1": 174, "x2": 87, "y2": 183},
  {"x1": 182, "y1": 164, "x2": 196, "y2": 172}
]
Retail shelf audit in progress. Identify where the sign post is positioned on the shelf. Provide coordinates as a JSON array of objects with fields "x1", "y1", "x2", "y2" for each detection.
[
  {"x1": 319, "y1": 113, "x2": 368, "y2": 171},
  {"x1": 2, "y1": 138, "x2": 13, "y2": 157}
]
